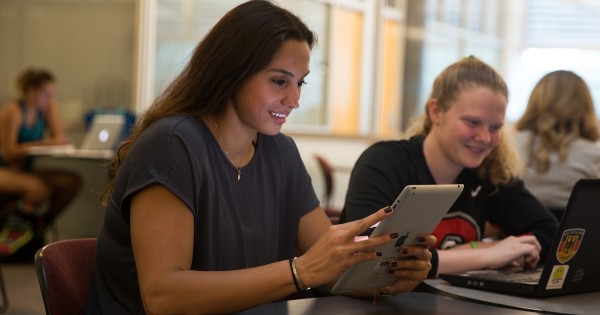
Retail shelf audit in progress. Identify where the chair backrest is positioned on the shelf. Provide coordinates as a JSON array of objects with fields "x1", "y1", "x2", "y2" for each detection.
[
  {"x1": 35, "y1": 238, "x2": 96, "y2": 315},
  {"x1": 314, "y1": 154, "x2": 334, "y2": 209},
  {"x1": 314, "y1": 154, "x2": 341, "y2": 224}
]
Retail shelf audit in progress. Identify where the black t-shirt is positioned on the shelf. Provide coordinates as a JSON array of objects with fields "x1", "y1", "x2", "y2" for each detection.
[
  {"x1": 340, "y1": 136, "x2": 558, "y2": 276},
  {"x1": 85, "y1": 115, "x2": 318, "y2": 314}
]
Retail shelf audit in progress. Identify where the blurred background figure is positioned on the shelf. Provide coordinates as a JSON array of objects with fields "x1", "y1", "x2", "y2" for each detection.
[
  {"x1": 0, "y1": 68, "x2": 82, "y2": 261},
  {"x1": 512, "y1": 70, "x2": 600, "y2": 217}
]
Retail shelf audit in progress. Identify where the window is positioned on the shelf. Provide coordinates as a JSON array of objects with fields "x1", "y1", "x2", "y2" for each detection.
[
  {"x1": 505, "y1": 0, "x2": 600, "y2": 122},
  {"x1": 402, "y1": 0, "x2": 504, "y2": 131},
  {"x1": 141, "y1": 0, "x2": 407, "y2": 137}
]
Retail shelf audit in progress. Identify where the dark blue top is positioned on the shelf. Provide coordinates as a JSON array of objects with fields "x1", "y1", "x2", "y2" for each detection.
[{"x1": 85, "y1": 115, "x2": 319, "y2": 314}]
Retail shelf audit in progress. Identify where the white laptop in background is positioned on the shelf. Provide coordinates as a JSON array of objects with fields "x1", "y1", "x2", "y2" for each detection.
[
  {"x1": 79, "y1": 114, "x2": 125, "y2": 151},
  {"x1": 27, "y1": 114, "x2": 125, "y2": 159}
]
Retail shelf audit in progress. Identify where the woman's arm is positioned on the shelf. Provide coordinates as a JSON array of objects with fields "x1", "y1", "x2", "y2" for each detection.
[
  {"x1": 131, "y1": 185, "x2": 400, "y2": 314},
  {"x1": 131, "y1": 184, "x2": 299, "y2": 315},
  {"x1": 435, "y1": 235, "x2": 542, "y2": 276},
  {"x1": 43, "y1": 100, "x2": 69, "y2": 144},
  {"x1": 0, "y1": 103, "x2": 31, "y2": 161}
]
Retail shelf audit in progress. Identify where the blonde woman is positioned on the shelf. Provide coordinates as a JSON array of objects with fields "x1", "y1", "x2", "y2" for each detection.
[
  {"x1": 513, "y1": 70, "x2": 600, "y2": 209},
  {"x1": 341, "y1": 57, "x2": 558, "y2": 277}
]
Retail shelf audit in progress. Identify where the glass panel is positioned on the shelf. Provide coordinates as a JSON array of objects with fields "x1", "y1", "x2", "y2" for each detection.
[
  {"x1": 414, "y1": 33, "x2": 461, "y2": 119},
  {"x1": 154, "y1": 0, "x2": 243, "y2": 97},
  {"x1": 379, "y1": 19, "x2": 403, "y2": 134},
  {"x1": 282, "y1": 0, "x2": 330, "y2": 128},
  {"x1": 465, "y1": 0, "x2": 482, "y2": 32},
  {"x1": 506, "y1": 48, "x2": 600, "y2": 122},
  {"x1": 328, "y1": 7, "x2": 363, "y2": 135}
]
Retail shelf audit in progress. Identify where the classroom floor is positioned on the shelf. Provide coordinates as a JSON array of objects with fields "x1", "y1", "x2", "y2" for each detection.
[{"x1": 1, "y1": 262, "x2": 45, "y2": 315}]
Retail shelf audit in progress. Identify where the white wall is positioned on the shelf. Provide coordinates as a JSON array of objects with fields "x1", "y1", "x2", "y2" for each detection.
[{"x1": 0, "y1": 0, "x2": 136, "y2": 129}]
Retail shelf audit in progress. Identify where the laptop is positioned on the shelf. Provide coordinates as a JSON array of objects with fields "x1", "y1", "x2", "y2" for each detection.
[
  {"x1": 79, "y1": 114, "x2": 125, "y2": 151},
  {"x1": 439, "y1": 179, "x2": 600, "y2": 297},
  {"x1": 331, "y1": 184, "x2": 464, "y2": 294},
  {"x1": 27, "y1": 114, "x2": 125, "y2": 159}
]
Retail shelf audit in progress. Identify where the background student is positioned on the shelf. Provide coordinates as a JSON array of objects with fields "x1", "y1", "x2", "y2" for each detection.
[
  {"x1": 85, "y1": 1, "x2": 435, "y2": 314},
  {"x1": 0, "y1": 68, "x2": 81, "y2": 260},
  {"x1": 340, "y1": 56, "x2": 558, "y2": 277},
  {"x1": 512, "y1": 70, "x2": 600, "y2": 211}
]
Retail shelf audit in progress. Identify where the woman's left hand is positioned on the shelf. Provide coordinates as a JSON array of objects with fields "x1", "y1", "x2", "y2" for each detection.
[{"x1": 378, "y1": 234, "x2": 436, "y2": 295}]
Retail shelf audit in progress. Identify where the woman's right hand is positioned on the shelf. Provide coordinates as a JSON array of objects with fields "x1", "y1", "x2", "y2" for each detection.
[
  {"x1": 293, "y1": 206, "x2": 398, "y2": 289},
  {"x1": 484, "y1": 235, "x2": 541, "y2": 269}
]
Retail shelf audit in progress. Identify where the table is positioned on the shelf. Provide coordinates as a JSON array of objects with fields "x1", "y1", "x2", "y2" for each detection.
[
  {"x1": 425, "y1": 278, "x2": 600, "y2": 314},
  {"x1": 32, "y1": 150, "x2": 113, "y2": 240},
  {"x1": 236, "y1": 291, "x2": 541, "y2": 315}
]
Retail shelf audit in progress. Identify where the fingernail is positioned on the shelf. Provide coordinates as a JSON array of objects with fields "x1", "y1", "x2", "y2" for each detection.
[
  {"x1": 401, "y1": 248, "x2": 409, "y2": 255},
  {"x1": 418, "y1": 236, "x2": 426, "y2": 243},
  {"x1": 388, "y1": 269, "x2": 395, "y2": 274},
  {"x1": 376, "y1": 251, "x2": 382, "y2": 257},
  {"x1": 389, "y1": 261, "x2": 398, "y2": 268},
  {"x1": 390, "y1": 232, "x2": 399, "y2": 239},
  {"x1": 384, "y1": 206, "x2": 393, "y2": 213}
]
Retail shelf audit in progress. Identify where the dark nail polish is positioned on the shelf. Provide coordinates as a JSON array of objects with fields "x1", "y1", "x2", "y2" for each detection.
[
  {"x1": 390, "y1": 233, "x2": 399, "y2": 239},
  {"x1": 401, "y1": 248, "x2": 409, "y2": 255},
  {"x1": 389, "y1": 261, "x2": 398, "y2": 268},
  {"x1": 384, "y1": 206, "x2": 393, "y2": 213},
  {"x1": 388, "y1": 269, "x2": 395, "y2": 274},
  {"x1": 418, "y1": 236, "x2": 426, "y2": 243},
  {"x1": 376, "y1": 251, "x2": 382, "y2": 257}
]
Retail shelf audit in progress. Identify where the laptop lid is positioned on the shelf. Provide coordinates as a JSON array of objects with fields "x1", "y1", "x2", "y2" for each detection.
[
  {"x1": 439, "y1": 179, "x2": 600, "y2": 297},
  {"x1": 80, "y1": 114, "x2": 125, "y2": 151},
  {"x1": 535, "y1": 178, "x2": 600, "y2": 296}
]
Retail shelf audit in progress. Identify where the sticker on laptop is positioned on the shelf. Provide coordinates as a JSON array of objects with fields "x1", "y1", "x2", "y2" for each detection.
[
  {"x1": 546, "y1": 265, "x2": 569, "y2": 290},
  {"x1": 556, "y1": 228, "x2": 585, "y2": 264}
]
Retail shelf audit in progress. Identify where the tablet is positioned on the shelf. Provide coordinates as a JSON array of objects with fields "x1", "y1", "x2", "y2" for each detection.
[{"x1": 330, "y1": 184, "x2": 464, "y2": 294}]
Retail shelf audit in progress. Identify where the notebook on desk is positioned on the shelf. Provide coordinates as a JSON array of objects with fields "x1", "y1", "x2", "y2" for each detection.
[
  {"x1": 439, "y1": 179, "x2": 600, "y2": 297},
  {"x1": 27, "y1": 114, "x2": 125, "y2": 159}
]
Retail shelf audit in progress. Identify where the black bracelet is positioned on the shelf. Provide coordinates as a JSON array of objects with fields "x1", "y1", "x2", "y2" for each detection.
[{"x1": 289, "y1": 258, "x2": 301, "y2": 292}]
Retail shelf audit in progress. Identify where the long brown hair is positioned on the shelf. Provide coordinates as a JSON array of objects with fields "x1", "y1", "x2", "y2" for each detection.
[
  {"x1": 407, "y1": 56, "x2": 520, "y2": 186},
  {"x1": 102, "y1": 0, "x2": 315, "y2": 204},
  {"x1": 515, "y1": 70, "x2": 599, "y2": 173}
]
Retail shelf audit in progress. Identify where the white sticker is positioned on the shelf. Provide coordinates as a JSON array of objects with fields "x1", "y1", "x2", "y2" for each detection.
[{"x1": 546, "y1": 265, "x2": 569, "y2": 290}]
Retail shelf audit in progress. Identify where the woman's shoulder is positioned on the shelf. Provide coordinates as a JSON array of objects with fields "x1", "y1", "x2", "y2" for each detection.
[
  {"x1": 568, "y1": 138, "x2": 600, "y2": 158},
  {"x1": 0, "y1": 100, "x2": 20, "y2": 114},
  {"x1": 146, "y1": 115, "x2": 206, "y2": 136},
  {"x1": 0, "y1": 101, "x2": 22, "y2": 122},
  {"x1": 366, "y1": 136, "x2": 420, "y2": 155},
  {"x1": 354, "y1": 136, "x2": 422, "y2": 169}
]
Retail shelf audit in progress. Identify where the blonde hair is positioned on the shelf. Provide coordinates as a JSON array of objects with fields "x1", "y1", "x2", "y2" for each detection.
[
  {"x1": 407, "y1": 56, "x2": 521, "y2": 186},
  {"x1": 515, "y1": 70, "x2": 599, "y2": 173}
]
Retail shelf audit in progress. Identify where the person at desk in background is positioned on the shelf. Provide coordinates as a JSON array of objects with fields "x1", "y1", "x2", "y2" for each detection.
[
  {"x1": 0, "y1": 68, "x2": 81, "y2": 259},
  {"x1": 340, "y1": 57, "x2": 558, "y2": 278},
  {"x1": 86, "y1": 1, "x2": 436, "y2": 314},
  {"x1": 512, "y1": 70, "x2": 600, "y2": 211}
]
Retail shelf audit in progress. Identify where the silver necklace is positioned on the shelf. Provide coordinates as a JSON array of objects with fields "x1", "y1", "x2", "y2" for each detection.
[{"x1": 213, "y1": 117, "x2": 247, "y2": 181}]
